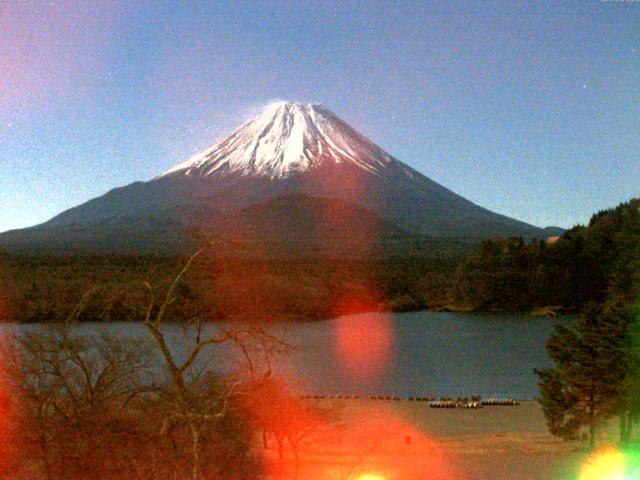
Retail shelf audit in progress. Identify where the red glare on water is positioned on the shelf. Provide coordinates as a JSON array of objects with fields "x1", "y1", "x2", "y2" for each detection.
[{"x1": 334, "y1": 305, "x2": 394, "y2": 381}]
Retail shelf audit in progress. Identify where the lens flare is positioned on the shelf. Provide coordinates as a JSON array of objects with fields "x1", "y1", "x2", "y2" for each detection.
[
  {"x1": 334, "y1": 311, "x2": 394, "y2": 381},
  {"x1": 579, "y1": 447, "x2": 640, "y2": 480},
  {"x1": 356, "y1": 474, "x2": 387, "y2": 480},
  {"x1": 580, "y1": 449, "x2": 625, "y2": 480}
]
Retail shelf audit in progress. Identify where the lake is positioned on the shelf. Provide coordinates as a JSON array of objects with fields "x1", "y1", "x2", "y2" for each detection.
[
  {"x1": 271, "y1": 311, "x2": 571, "y2": 399},
  {"x1": 5, "y1": 312, "x2": 571, "y2": 400}
]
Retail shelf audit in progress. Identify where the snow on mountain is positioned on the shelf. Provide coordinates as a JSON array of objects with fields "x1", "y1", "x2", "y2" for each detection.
[{"x1": 161, "y1": 101, "x2": 409, "y2": 180}]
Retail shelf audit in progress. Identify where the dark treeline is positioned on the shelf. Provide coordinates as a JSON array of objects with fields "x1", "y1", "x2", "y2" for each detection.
[
  {"x1": 451, "y1": 198, "x2": 640, "y2": 313},
  {"x1": 0, "y1": 252, "x2": 459, "y2": 323},
  {"x1": 1, "y1": 198, "x2": 638, "y2": 323}
]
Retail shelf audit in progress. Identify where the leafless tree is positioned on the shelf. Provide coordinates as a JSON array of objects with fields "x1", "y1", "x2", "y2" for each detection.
[
  {"x1": 141, "y1": 249, "x2": 291, "y2": 480},
  {"x1": 244, "y1": 375, "x2": 342, "y2": 480},
  {"x1": 1, "y1": 324, "x2": 157, "y2": 479},
  {"x1": 1, "y1": 247, "x2": 292, "y2": 480}
]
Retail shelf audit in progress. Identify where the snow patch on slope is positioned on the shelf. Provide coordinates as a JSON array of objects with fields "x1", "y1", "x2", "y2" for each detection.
[{"x1": 160, "y1": 102, "x2": 403, "y2": 179}]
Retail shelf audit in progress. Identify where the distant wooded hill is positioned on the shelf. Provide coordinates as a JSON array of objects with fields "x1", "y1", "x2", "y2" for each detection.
[{"x1": 1, "y1": 198, "x2": 637, "y2": 323}]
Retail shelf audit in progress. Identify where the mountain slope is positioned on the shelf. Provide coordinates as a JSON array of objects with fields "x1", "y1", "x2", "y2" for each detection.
[{"x1": 1, "y1": 101, "x2": 550, "y2": 255}]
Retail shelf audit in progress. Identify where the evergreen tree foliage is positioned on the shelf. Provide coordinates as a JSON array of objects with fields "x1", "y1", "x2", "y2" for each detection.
[
  {"x1": 535, "y1": 306, "x2": 630, "y2": 445},
  {"x1": 619, "y1": 305, "x2": 640, "y2": 444},
  {"x1": 454, "y1": 198, "x2": 640, "y2": 313}
]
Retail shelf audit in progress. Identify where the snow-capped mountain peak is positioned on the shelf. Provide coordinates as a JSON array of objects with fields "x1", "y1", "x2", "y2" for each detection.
[
  {"x1": 161, "y1": 101, "x2": 396, "y2": 179},
  {"x1": 1, "y1": 100, "x2": 549, "y2": 251}
]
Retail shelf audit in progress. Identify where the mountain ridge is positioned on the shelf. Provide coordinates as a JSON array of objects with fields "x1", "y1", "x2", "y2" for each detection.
[{"x1": 1, "y1": 101, "x2": 555, "y2": 255}]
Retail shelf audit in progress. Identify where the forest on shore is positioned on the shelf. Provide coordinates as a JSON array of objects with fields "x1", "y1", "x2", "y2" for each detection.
[{"x1": 1, "y1": 198, "x2": 638, "y2": 323}]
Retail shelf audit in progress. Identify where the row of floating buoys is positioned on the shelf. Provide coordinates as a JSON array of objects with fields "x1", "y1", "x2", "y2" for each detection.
[
  {"x1": 429, "y1": 400, "x2": 483, "y2": 409},
  {"x1": 296, "y1": 395, "x2": 519, "y2": 407},
  {"x1": 480, "y1": 398, "x2": 519, "y2": 406},
  {"x1": 298, "y1": 394, "x2": 363, "y2": 400}
]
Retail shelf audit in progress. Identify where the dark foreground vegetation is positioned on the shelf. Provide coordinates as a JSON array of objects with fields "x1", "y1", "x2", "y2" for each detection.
[
  {"x1": 1, "y1": 198, "x2": 638, "y2": 323},
  {"x1": 0, "y1": 260, "x2": 337, "y2": 479}
]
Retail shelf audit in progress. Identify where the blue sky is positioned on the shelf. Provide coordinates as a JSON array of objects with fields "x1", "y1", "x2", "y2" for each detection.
[{"x1": 1, "y1": 0, "x2": 638, "y2": 232}]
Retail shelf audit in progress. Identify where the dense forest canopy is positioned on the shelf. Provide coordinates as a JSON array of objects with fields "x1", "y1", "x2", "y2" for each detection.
[
  {"x1": 0, "y1": 253, "x2": 459, "y2": 323},
  {"x1": 0, "y1": 198, "x2": 638, "y2": 323},
  {"x1": 452, "y1": 198, "x2": 640, "y2": 313}
]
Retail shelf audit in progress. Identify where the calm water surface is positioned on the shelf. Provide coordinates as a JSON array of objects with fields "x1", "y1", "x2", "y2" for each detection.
[{"x1": 8, "y1": 312, "x2": 571, "y2": 400}]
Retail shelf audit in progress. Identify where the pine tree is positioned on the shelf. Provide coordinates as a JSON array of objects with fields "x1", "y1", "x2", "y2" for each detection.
[
  {"x1": 535, "y1": 305, "x2": 629, "y2": 446},
  {"x1": 619, "y1": 306, "x2": 640, "y2": 444}
]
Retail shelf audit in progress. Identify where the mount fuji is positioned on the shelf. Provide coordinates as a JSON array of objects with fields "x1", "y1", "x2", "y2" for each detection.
[{"x1": 1, "y1": 102, "x2": 552, "y2": 256}]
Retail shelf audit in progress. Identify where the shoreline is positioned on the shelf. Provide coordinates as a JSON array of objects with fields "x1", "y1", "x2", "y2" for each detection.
[{"x1": 8, "y1": 307, "x2": 573, "y2": 326}]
